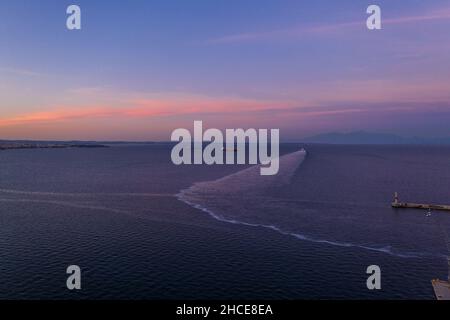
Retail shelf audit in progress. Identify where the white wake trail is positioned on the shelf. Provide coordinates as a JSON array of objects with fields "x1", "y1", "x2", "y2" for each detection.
[
  {"x1": 177, "y1": 149, "x2": 445, "y2": 259},
  {"x1": 0, "y1": 189, "x2": 173, "y2": 198},
  {"x1": 180, "y1": 149, "x2": 307, "y2": 198}
]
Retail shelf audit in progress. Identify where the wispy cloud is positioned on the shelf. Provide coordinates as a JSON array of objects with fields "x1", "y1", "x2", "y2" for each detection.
[
  {"x1": 209, "y1": 6, "x2": 450, "y2": 44},
  {"x1": 0, "y1": 67, "x2": 46, "y2": 77},
  {"x1": 0, "y1": 107, "x2": 116, "y2": 127},
  {"x1": 3, "y1": 70, "x2": 450, "y2": 128},
  {"x1": 0, "y1": 96, "x2": 296, "y2": 127},
  {"x1": 3, "y1": 94, "x2": 450, "y2": 129}
]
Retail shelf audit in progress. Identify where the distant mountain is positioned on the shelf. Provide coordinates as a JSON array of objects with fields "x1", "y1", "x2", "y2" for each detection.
[{"x1": 301, "y1": 131, "x2": 450, "y2": 145}]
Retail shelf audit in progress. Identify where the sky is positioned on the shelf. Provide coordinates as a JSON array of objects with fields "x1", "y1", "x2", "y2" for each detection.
[{"x1": 0, "y1": 0, "x2": 450, "y2": 141}]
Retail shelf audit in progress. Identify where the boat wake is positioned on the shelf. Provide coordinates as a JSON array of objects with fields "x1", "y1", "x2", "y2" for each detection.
[
  {"x1": 178, "y1": 197, "x2": 444, "y2": 259},
  {"x1": 179, "y1": 149, "x2": 306, "y2": 197},
  {"x1": 0, "y1": 188, "x2": 173, "y2": 198},
  {"x1": 177, "y1": 149, "x2": 446, "y2": 259}
]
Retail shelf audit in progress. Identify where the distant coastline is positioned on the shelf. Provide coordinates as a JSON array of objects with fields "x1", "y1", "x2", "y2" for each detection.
[
  {"x1": 0, "y1": 141, "x2": 109, "y2": 150},
  {"x1": 2, "y1": 130, "x2": 450, "y2": 149}
]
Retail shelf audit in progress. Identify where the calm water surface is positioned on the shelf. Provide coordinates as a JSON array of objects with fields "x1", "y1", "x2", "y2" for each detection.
[{"x1": 0, "y1": 144, "x2": 449, "y2": 299}]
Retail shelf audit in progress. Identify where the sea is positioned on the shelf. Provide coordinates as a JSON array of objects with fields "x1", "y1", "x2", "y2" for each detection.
[{"x1": 0, "y1": 143, "x2": 449, "y2": 299}]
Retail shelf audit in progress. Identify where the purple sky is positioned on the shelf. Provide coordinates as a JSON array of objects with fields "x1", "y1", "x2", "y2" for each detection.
[{"x1": 1, "y1": 0, "x2": 450, "y2": 141}]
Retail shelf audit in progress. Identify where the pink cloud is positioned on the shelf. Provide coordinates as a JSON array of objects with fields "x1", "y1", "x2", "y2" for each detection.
[
  {"x1": 0, "y1": 107, "x2": 115, "y2": 126},
  {"x1": 210, "y1": 6, "x2": 450, "y2": 44},
  {"x1": 0, "y1": 96, "x2": 296, "y2": 127}
]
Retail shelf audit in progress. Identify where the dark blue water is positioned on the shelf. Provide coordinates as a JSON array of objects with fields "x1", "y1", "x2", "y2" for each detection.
[{"x1": 0, "y1": 144, "x2": 449, "y2": 299}]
